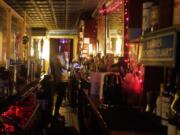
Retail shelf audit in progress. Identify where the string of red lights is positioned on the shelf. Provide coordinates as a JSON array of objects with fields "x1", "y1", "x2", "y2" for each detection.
[
  {"x1": 99, "y1": 0, "x2": 123, "y2": 15},
  {"x1": 124, "y1": 0, "x2": 130, "y2": 63}
]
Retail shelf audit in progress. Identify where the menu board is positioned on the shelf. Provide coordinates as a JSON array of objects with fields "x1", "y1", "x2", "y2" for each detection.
[{"x1": 141, "y1": 28, "x2": 178, "y2": 66}]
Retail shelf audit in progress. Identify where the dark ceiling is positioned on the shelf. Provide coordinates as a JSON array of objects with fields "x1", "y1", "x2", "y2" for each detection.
[{"x1": 5, "y1": 0, "x2": 99, "y2": 30}]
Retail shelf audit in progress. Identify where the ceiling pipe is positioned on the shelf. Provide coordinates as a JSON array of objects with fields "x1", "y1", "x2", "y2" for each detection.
[
  {"x1": 65, "y1": 0, "x2": 68, "y2": 29},
  {"x1": 48, "y1": 0, "x2": 58, "y2": 28}
]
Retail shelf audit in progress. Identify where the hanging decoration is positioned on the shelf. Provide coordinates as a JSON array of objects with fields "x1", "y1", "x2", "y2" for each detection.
[
  {"x1": 99, "y1": 0, "x2": 123, "y2": 15},
  {"x1": 22, "y1": 11, "x2": 29, "y2": 45},
  {"x1": 122, "y1": 0, "x2": 144, "y2": 95},
  {"x1": 15, "y1": 33, "x2": 22, "y2": 59},
  {"x1": 22, "y1": 35, "x2": 29, "y2": 45}
]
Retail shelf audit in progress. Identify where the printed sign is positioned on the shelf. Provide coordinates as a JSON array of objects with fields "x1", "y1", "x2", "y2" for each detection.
[
  {"x1": 141, "y1": 30, "x2": 177, "y2": 66},
  {"x1": 142, "y1": 35, "x2": 174, "y2": 59}
]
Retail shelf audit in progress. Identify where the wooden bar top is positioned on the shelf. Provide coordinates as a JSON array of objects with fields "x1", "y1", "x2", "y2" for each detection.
[{"x1": 79, "y1": 89, "x2": 166, "y2": 135}]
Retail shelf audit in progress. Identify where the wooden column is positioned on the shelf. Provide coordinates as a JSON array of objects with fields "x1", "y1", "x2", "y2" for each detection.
[
  {"x1": 6, "y1": 9, "x2": 12, "y2": 60},
  {"x1": 0, "y1": 0, "x2": 24, "y2": 61}
]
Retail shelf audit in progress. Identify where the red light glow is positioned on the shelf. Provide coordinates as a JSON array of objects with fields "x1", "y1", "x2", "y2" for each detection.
[
  {"x1": 99, "y1": 0, "x2": 123, "y2": 15},
  {"x1": 3, "y1": 124, "x2": 15, "y2": 133},
  {"x1": 0, "y1": 95, "x2": 37, "y2": 134},
  {"x1": 122, "y1": 73, "x2": 143, "y2": 94}
]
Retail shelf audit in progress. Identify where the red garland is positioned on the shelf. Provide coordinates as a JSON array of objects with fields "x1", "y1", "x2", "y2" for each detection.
[
  {"x1": 124, "y1": 0, "x2": 129, "y2": 62},
  {"x1": 99, "y1": 0, "x2": 123, "y2": 15}
]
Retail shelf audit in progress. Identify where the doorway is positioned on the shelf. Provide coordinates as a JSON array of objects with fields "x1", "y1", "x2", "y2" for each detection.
[{"x1": 49, "y1": 38, "x2": 73, "y2": 63}]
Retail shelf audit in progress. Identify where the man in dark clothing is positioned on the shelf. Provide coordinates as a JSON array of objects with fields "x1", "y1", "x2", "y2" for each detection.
[{"x1": 51, "y1": 52, "x2": 68, "y2": 120}]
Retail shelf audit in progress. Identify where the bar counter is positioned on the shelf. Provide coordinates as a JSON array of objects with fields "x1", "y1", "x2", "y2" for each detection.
[{"x1": 78, "y1": 88, "x2": 167, "y2": 135}]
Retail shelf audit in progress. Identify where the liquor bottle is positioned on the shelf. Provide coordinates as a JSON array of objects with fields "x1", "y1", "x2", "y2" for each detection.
[
  {"x1": 163, "y1": 69, "x2": 175, "y2": 97},
  {"x1": 161, "y1": 69, "x2": 174, "y2": 122},
  {"x1": 156, "y1": 83, "x2": 164, "y2": 117},
  {"x1": 150, "y1": 1, "x2": 159, "y2": 32},
  {"x1": 142, "y1": 1, "x2": 153, "y2": 35},
  {"x1": 170, "y1": 71, "x2": 180, "y2": 120},
  {"x1": 168, "y1": 72, "x2": 180, "y2": 135}
]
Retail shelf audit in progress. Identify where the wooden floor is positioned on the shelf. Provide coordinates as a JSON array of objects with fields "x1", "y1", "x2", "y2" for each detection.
[
  {"x1": 45, "y1": 95, "x2": 80, "y2": 135},
  {"x1": 60, "y1": 103, "x2": 80, "y2": 133}
]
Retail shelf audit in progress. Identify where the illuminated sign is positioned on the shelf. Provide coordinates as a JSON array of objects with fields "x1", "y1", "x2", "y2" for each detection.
[
  {"x1": 142, "y1": 36, "x2": 174, "y2": 59},
  {"x1": 47, "y1": 29, "x2": 77, "y2": 36},
  {"x1": 99, "y1": 0, "x2": 123, "y2": 15},
  {"x1": 141, "y1": 27, "x2": 178, "y2": 66}
]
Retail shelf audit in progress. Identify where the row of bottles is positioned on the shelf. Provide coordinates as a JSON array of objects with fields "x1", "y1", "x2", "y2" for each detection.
[
  {"x1": 168, "y1": 71, "x2": 180, "y2": 135},
  {"x1": 156, "y1": 68, "x2": 180, "y2": 135}
]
